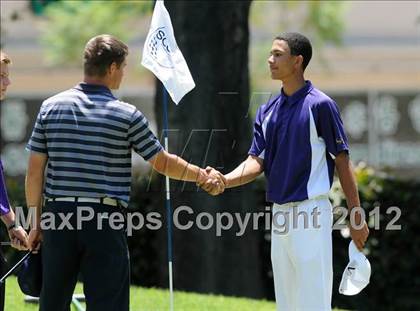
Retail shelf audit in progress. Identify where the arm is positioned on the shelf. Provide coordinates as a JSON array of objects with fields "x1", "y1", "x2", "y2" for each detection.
[
  {"x1": 335, "y1": 152, "x2": 369, "y2": 250},
  {"x1": 1, "y1": 164, "x2": 28, "y2": 250},
  {"x1": 225, "y1": 155, "x2": 264, "y2": 188},
  {"x1": 26, "y1": 152, "x2": 48, "y2": 251},
  {"x1": 128, "y1": 108, "x2": 223, "y2": 187},
  {"x1": 314, "y1": 100, "x2": 368, "y2": 249},
  {"x1": 148, "y1": 150, "x2": 224, "y2": 186}
]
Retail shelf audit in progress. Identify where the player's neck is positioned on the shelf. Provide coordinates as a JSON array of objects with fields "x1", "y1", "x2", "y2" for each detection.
[
  {"x1": 83, "y1": 76, "x2": 112, "y2": 89},
  {"x1": 281, "y1": 75, "x2": 305, "y2": 97}
]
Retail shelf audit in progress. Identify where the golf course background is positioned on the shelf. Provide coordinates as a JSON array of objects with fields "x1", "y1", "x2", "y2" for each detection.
[
  {"x1": 1, "y1": 1, "x2": 419, "y2": 310},
  {"x1": 6, "y1": 276, "x2": 351, "y2": 311}
]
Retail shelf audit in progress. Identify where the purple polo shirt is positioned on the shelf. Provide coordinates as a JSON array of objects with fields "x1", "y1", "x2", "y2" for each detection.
[
  {"x1": 249, "y1": 81, "x2": 349, "y2": 205},
  {"x1": 0, "y1": 159, "x2": 11, "y2": 215}
]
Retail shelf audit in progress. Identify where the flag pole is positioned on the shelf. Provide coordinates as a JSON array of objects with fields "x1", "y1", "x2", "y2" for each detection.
[
  {"x1": 162, "y1": 87, "x2": 174, "y2": 311},
  {"x1": 141, "y1": 1, "x2": 195, "y2": 306}
]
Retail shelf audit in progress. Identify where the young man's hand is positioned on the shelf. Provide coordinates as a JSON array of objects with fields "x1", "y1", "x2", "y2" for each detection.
[
  {"x1": 197, "y1": 167, "x2": 226, "y2": 196},
  {"x1": 8, "y1": 225, "x2": 29, "y2": 251},
  {"x1": 27, "y1": 228, "x2": 42, "y2": 253}
]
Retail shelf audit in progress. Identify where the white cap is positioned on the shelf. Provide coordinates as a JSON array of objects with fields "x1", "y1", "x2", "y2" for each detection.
[{"x1": 339, "y1": 241, "x2": 371, "y2": 296}]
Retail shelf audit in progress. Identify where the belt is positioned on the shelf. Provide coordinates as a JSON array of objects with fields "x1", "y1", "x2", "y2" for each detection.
[
  {"x1": 45, "y1": 197, "x2": 119, "y2": 207},
  {"x1": 274, "y1": 195, "x2": 329, "y2": 209}
]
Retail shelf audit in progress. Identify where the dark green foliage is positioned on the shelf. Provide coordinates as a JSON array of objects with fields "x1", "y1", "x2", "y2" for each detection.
[{"x1": 331, "y1": 167, "x2": 420, "y2": 311}]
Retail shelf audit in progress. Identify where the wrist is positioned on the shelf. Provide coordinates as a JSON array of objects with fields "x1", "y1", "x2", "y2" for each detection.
[
  {"x1": 1, "y1": 210, "x2": 16, "y2": 227},
  {"x1": 347, "y1": 206, "x2": 364, "y2": 227},
  {"x1": 196, "y1": 168, "x2": 207, "y2": 184},
  {"x1": 224, "y1": 174, "x2": 234, "y2": 188},
  {"x1": 7, "y1": 221, "x2": 17, "y2": 231}
]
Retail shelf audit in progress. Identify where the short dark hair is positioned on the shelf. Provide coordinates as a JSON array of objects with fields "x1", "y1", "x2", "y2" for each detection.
[
  {"x1": 275, "y1": 32, "x2": 312, "y2": 70},
  {"x1": 84, "y1": 34, "x2": 128, "y2": 77}
]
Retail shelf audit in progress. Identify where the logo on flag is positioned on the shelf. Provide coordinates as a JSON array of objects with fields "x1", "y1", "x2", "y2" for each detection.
[
  {"x1": 141, "y1": 0, "x2": 195, "y2": 105},
  {"x1": 146, "y1": 27, "x2": 174, "y2": 69}
]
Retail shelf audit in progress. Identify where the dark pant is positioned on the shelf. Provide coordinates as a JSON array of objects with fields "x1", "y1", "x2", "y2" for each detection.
[
  {"x1": 40, "y1": 201, "x2": 129, "y2": 311},
  {"x1": 0, "y1": 249, "x2": 5, "y2": 311}
]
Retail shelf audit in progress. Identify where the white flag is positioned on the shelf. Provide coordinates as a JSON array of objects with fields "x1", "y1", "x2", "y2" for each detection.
[{"x1": 141, "y1": 0, "x2": 195, "y2": 105}]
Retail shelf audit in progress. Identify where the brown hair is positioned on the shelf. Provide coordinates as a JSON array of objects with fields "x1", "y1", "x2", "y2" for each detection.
[
  {"x1": 83, "y1": 34, "x2": 128, "y2": 77},
  {"x1": 0, "y1": 50, "x2": 11, "y2": 64}
]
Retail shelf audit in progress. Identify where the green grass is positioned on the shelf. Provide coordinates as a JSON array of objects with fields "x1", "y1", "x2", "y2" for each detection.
[{"x1": 5, "y1": 276, "x2": 347, "y2": 310}]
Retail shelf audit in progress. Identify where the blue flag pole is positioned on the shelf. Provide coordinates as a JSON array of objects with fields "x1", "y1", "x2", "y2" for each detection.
[{"x1": 162, "y1": 87, "x2": 174, "y2": 311}]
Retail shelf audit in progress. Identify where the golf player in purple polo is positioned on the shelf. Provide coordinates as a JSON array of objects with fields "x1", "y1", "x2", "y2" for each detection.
[
  {"x1": 201, "y1": 33, "x2": 369, "y2": 310},
  {"x1": 1, "y1": 50, "x2": 29, "y2": 311}
]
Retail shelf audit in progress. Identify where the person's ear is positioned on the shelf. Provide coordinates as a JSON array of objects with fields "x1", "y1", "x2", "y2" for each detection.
[
  {"x1": 108, "y1": 62, "x2": 117, "y2": 75},
  {"x1": 295, "y1": 55, "x2": 304, "y2": 70}
]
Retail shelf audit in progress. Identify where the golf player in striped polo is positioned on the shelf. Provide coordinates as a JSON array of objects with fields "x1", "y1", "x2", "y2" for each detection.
[
  {"x1": 25, "y1": 34, "x2": 225, "y2": 311},
  {"x1": 201, "y1": 33, "x2": 369, "y2": 310}
]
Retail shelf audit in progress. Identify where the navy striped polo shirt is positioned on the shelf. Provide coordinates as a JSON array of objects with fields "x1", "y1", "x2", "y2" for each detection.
[
  {"x1": 26, "y1": 83, "x2": 163, "y2": 207},
  {"x1": 249, "y1": 81, "x2": 349, "y2": 205}
]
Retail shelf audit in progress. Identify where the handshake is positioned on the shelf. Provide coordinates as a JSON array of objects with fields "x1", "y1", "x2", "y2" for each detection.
[{"x1": 196, "y1": 167, "x2": 227, "y2": 196}]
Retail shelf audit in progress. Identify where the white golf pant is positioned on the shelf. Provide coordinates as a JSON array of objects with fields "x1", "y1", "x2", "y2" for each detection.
[{"x1": 271, "y1": 197, "x2": 333, "y2": 311}]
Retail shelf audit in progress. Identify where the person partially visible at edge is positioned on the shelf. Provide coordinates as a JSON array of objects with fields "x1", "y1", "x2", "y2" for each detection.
[
  {"x1": 25, "y1": 34, "x2": 225, "y2": 311},
  {"x1": 200, "y1": 33, "x2": 369, "y2": 311},
  {"x1": 0, "y1": 50, "x2": 30, "y2": 311}
]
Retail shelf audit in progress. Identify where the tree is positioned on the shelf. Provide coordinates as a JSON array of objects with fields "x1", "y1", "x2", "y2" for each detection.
[
  {"x1": 153, "y1": 1, "x2": 265, "y2": 297},
  {"x1": 30, "y1": 0, "x2": 60, "y2": 16}
]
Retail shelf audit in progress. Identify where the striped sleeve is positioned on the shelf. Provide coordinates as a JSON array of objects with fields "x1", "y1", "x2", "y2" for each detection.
[
  {"x1": 128, "y1": 110, "x2": 163, "y2": 160},
  {"x1": 26, "y1": 111, "x2": 48, "y2": 154}
]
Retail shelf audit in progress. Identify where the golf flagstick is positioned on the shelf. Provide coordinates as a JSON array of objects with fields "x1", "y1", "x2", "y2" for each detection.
[
  {"x1": 0, "y1": 250, "x2": 31, "y2": 284},
  {"x1": 141, "y1": 1, "x2": 195, "y2": 310},
  {"x1": 162, "y1": 88, "x2": 174, "y2": 311}
]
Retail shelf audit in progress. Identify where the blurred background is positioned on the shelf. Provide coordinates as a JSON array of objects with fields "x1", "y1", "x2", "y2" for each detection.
[{"x1": 1, "y1": 1, "x2": 419, "y2": 310}]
